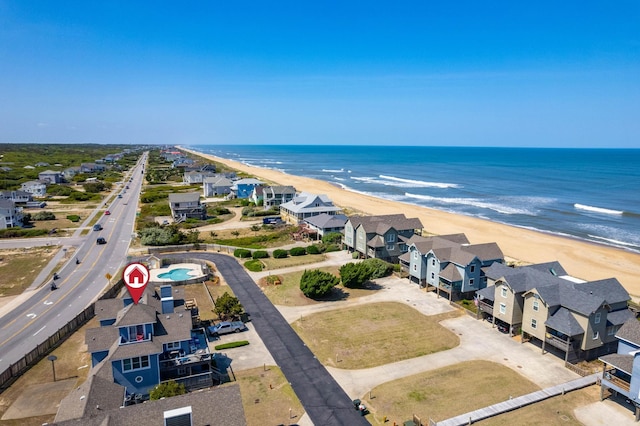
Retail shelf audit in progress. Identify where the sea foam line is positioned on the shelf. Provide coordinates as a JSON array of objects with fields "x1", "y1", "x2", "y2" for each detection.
[
  {"x1": 574, "y1": 204, "x2": 623, "y2": 215},
  {"x1": 350, "y1": 175, "x2": 459, "y2": 189},
  {"x1": 405, "y1": 193, "x2": 535, "y2": 215},
  {"x1": 379, "y1": 174, "x2": 460, "y2": 188}
]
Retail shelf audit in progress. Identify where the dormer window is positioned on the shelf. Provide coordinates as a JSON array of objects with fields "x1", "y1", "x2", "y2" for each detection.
[
  {"x1": 386, "y1": 234, "x2": 395, "y2": 243},
  {"x1": 127, "y1": 324, "x2": 148, "y2": 342}
]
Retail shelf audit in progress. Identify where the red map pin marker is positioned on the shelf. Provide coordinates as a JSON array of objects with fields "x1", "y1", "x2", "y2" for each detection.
[{"x1": 123, "y1": 263, "x2": 150, "y2": 304}]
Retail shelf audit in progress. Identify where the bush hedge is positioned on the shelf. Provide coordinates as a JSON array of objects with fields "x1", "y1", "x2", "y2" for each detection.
[
  {"x1": 306, "y1": 244, "x2": 321, "y2": 254},
  {"x1": 214, "y1": 341, "x2": 250, "y2": 350},
  {"x1": 289, "y1": 246, "x2": 307, "y2": 256},
  {"x1": 244, "y1": 259, "x2": 263, "y2": 272},
  {"x1": 273, "y1": 249, "x2": 288, "y2": 259},
  {"x1": 252, "y1": 250, "x2": 269, "y2": 259},
  {"x1": 66, "y1": 214, "x2": 81, "y2": 222},
  {"x1": 234, "y1": 248, "x2": 252, "y2": 258}
]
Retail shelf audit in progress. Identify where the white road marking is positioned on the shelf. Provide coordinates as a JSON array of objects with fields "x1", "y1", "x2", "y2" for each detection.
[
  {"x1": 44, "y1": 301, "x2": 53, "y2": 305},
  {"x1": 26, "y1": 313, "x2": 36, "y2": 319},
  {"x1": 33, "y1": 326, "x2": 46, "y2": 336}
]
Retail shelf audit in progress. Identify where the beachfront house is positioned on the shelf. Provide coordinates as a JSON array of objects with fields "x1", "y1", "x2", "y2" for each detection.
[
  {"x1": 301, "y1": 213, "x2": 348, "y2": 240},
  {"x1": 203, "y1": 176, "x2": 233, "y2": 197},
  {"x1": 168, "y1": 192, "x2": 207, "y2": 222},
  {"x1": 249, "y1": 185, "x2": 264, "y2": 205},
  {"x1": 84, "y1": 284, "x2": 214, "y2": 399},
  {"x1": 183, "y1": 171, "x2": 216, "y2": 185},
  {"x1": 262, "y1": 185, "x2": 297, "y2": 210},
  {"x1": 0, "y1": 199, "x2": 23, "y2": 229},
  {"x1": 342, "y1": 214, "x2": 423, "y2": 263},
  {"x1": 230, "y1": 178, "x2": 264, "y2": 199},
  {"x1": 0, "y1": 190, "x2": 33, "y2": 204},
  {"x1": 400, "y1": 233, "x2": 504, "y2": 300},
  {"x1": 521, "y1": 277, "x2": 631, "y2": 361},
  {"x1": 279, "y1": 192, "x2": 343, "y2": 224},
  {"x1": 599, "y1": 318, "x2": 640, "y2": 421}
]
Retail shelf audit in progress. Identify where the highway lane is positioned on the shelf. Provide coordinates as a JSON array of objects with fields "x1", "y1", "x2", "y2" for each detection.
[{"x1": 0, "y1": 152, "x2": 148, "y2": 371}]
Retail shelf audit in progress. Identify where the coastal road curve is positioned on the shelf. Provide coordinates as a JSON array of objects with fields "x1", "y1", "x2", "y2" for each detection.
[{"x1": 155, "y1": 252, "x2": 370, "y2": 426}]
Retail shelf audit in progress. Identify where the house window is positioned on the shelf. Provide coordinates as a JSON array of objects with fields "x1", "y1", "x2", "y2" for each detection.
[
  {"x1": 592, "y1": 331, "x2": 599, "y2": 340},
  {"x1": 469, "y1": 278, "x2": 474, "y2": 286},
  {"x1": 532, "y1": 300, "x2": 539, "y2": 311},
  {"x1": 501, "y1": 287, "x2": 508, "y2": 298},
  {"x1": 122, "y1": 355, "x2": 150, "y2": 372},
  {"x1": 594, "y1": 312, "x2": 601, "y2": 324},
  {"x1": 431, "y1": 273, "x2": 435, "y2": 280},
  {"x1": 386, "y1": 234, "x2": 395, "y2": 243},
  {"x1": 470, "y1": 265, "x2": 475, "y2": 273},
  {"x1": 499, "y1": 303, "x2": 506, "y2": 315},
  {"x1": 386, "y1": 244, "x2": 394, "y2": 251},
  {"x1": 127, "y1": 325, "x2": 146, "y2": 341},
  {"x1": 413, "y1": 264, "x2": 417, "y2": 271},
  {"x1": 166, "y1": 342, "x2": 181, "y2": 350},
  {"x1": 531, "y1": 319, "x2": 537, "y2": 329},
  {"x1": 432, "y1": 259, "x2": 436, "y2": 266},
  {"x1": 413, "y1": 251, "x2": 418, "y2": 259}
]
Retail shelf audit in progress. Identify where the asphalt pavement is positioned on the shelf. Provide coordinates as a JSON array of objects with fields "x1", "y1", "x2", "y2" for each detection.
[{"x1": 159, "y1": 252, "x2": 370, "y2": 426}]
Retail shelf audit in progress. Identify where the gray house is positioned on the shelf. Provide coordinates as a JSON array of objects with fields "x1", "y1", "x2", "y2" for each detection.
[
  {"x1": 262, "y1": 185, "x2": 297, "y2": 210},
  {"x1": 279, "y1": 192, "x2": 342, "y2": 224},
  {"x1": 168, "y1": 192, "x2": 207, "y2": 221},
  {"x1": 38, "y1": 170, "x2": 62, "y2": 184},
  {"x1": 21, "y1": 180, "x2": 47, "y2": 196},
  {"x1": 301, "y1": 213, "x2": 348, "y2": 240},
  {"x1": 343, "y1": 214, "x2": 423, "y2": 263},
  {"x1": 0, "y1": 199, "x2": 23, "y2": 229},
  {"x1": 400, "y1": 233, "x2": 504, "y2": 300},
  {"x1": 203, "y1": 176, "x2": 233, "y2": 197}
]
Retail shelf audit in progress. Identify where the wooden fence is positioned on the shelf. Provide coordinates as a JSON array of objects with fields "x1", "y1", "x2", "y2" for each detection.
[{"x1": 0, "y1": 278, "x2": 125, "y2": 394}]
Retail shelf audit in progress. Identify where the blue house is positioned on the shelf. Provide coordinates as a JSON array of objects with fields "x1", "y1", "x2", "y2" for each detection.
[
  {"x1": 231, "y1": 178, "x2": 264, "y2": 199},
  {"x1": 400, "y1": 233, "x2": 504, "y2": 300},
  {"x1": 600, "y1": 318, "x2": 640, "y2": 421},
  {"x1": 86, "y1": 283, "x2": 211, "y2": 399}
]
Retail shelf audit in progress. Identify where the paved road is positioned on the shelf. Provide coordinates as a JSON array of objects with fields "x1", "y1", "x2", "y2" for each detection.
[
  {"x1": 0, "y1": 153, "x2": 148, "y2": 371},
  {"x1": 157, "y1": 252, "x2": 370, "y2": 426}
]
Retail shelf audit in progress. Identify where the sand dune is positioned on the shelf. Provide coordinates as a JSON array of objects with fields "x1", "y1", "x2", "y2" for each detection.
[{"x1": 181, "y1": 147, "x2": 640, "y2": 299}]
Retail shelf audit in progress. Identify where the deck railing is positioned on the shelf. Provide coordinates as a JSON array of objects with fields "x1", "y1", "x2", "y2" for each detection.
[
  {"x1": 603, "y1": 370, "x2": 631, "y2": 392},
  {"x1": 545, "y1": 334, "x2": 571, "y2": 351}
]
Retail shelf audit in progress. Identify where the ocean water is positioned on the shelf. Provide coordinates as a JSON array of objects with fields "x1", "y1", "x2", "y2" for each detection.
[{"x1": 186, "y1": 145, "x2": 640, "y2": 253}]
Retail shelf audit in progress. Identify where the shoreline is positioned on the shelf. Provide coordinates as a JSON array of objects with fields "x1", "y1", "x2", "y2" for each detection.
[{"x1": 179, "y1": 146, "x2": 640, "y2": 299}]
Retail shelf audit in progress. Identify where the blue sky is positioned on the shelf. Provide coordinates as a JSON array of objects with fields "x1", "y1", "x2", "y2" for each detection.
[{"x1": 1, "y1": 2, "x2": 639, "y2": 147}]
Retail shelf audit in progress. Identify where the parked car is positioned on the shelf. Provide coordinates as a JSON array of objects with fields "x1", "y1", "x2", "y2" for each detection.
[
  {"x1": 96, "y1": 237, "x2": 107, "y2": 245},
  {"x1": 93, "y1": 224, "x2": 103, "y2": 231},
  {"x1": 207, "y1": 321, "x2": 246, "y2": 337},
  {"x1": 105, "y1": 210, "x2": 110, "y2": 215}
]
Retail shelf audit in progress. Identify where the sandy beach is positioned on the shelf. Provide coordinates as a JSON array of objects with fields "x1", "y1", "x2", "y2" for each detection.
[{"x1": 180, "y1": 147, "x2": 640, "y2": 299}]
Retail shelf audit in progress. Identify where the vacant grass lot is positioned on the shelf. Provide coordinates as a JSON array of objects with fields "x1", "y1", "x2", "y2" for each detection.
[
  {"x1": 183, "y1": 282, "x2": 217, "y2": 321},
  {"x1": 260, "y1": 253, "x2": 327, "y2": 270},
  {"x1": 362, "y1": 360, "x2": 540, "y2": 426},
  {"x1": 235, "y1": 365, "x2": 305, "y2": 426},
  {"x1": 0, "y1": 247, "x2": 59, "y2": 296},
  {"x1": 291, "y1": 302, "x2": 460, "y2": 369}
]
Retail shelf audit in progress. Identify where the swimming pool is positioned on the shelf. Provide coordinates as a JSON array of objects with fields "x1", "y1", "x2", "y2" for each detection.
[{"x1": 157, "y1": 268, "x2": 196, "y2": 281}]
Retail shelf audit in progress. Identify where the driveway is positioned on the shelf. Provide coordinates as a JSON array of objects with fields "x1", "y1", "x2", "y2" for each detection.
[{"x1": 158, "y1": 252, "x2": 370, "y2": 426}]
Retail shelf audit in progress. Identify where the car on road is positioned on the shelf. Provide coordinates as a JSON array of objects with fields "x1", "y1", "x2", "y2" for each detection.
[
  {"x1": 105, "y1": 210, "x2": 111, "y2": 215},
  {"x1": 93, "y1": 224, "x2": 103, "y2": 231},
  {"x1": 96, "y1": 237, "x2": 107, "y2": 245}
]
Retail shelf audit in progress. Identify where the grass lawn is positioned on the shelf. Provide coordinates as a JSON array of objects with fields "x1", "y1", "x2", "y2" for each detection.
[
  {"x1": 362, "y1": 360, "x2": 540, "y2": 426},
  {"x1": 182, "y1": 282, "x2": 217, "y2": 321},
  {"x1": 478, "y1": 385, "x2": 601, "y2": 426},
  {"x1": 260, "y1": 266, "x2": 380, "y2": 307},
  {"x1": 291, "y1": 302, "x2": 461, "y2": 369},
  {"x1": 0, "y1": 317, "x2": 96, "y2": 426},
  {"x1": 0, "y1": 247, "x2": 60, "y2": 296},
  {"x1": 260, "y1": 253, "x2": 327, "y2": 270},
  {"x1": 235, "y1": 365, "x2": 305, "y2": 426}
]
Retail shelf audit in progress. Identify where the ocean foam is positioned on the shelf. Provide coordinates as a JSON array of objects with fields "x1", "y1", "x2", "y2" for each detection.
[
  {"x1": 574, "y1": 204, "x2": 623, "y2": 215},
  {"x1": 350, "y1": 175, "x2": 459, "y2": 189},
  {"x1": 404, "y1": 193, "x2": 535, "y2": 215}
]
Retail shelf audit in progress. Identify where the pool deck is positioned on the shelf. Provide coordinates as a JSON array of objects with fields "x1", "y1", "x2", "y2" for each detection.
[{"x1": 149, "y1": 262, "x2": 206, "y2": 283}]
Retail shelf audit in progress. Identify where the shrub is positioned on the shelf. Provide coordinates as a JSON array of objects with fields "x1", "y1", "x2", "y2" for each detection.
[
  {"x1": 340, "y1": 262, "x2": 369, "y2": 288},
  {"x1": 149, "y1": 381, "x2": 186, "y2": 400},
  {"x1": 215, "y1": 341, "x2": 249, "y2": 350},
  {"x1": 324, "y1": 243, "x2": 341, "y2": 253},
  {"x1": 252, "y1": 250, "x2": 269, "y2": 259},
  {"x1": 289, "y1": 246, "x2": 307, "y2": 256},
  {"x1": 352, "y1": 252, "x2": 360, "y2": 259},
  {"x1": 322, "y1": 231, "x2": 343, "y2": 244},
  {"x1": 300, "y1": 269, "x2": 339, "y2": 299},
  {"x1": 33, "y1": 211, "x2": 56, "y2": 221},
  {"x1": 234, "y1": 248, "x2": 252, "y2": 258},
  {"x1": 306, "y1": 244, "x2": 321, "y2": 255},
  {"x1": 0, "y1": 228, "x2": 49, "y2": 238},
  {"x1": 362, "y1": 258, "x2": 394, "y2": 279},
  {"x1": 66, "y1": 214, "x2": 81, "y2": 222},
  {"x1": 244, "y1": 259, "x2": 263, "y2": 272},
  {"x1": 273, "y1": 249, "x2": 288, "y2": 259}
]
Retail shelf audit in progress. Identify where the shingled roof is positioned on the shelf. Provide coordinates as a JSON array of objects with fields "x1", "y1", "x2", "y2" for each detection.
[
  {"x1": 349, "y1": 213, "x2": 423, "y2": 235},
  {"x1": 616, "y1": 317, "x2": 640, "y2": 347}
]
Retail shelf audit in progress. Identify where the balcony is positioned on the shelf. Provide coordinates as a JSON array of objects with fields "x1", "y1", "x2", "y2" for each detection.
[
  {"x1": 477, "y1": 299, "x2": 493, "y2": 315},
  {"x1": 545, "y1": 333, "x2": 571, "y2": 352},
  {"x1": 603, "y1": 369, "x2": 631, "y2": 392}
]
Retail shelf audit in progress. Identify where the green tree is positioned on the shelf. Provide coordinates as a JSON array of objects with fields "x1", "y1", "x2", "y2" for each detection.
[
  {"x1": 300, "y1": 269, "x2": 339, "y2": 299},
  {"x1": 214, "y1": 292, "x2": 244, "y2": 320},
  {"x1": 83, "y1": 181, "x2": 107, "y2": 193},
  {"x1": 339, "y1": 262, "x2": 369, "y2": 288},
  {"x1": 322, "y1": 231, "x2": 343, "y2": 245},
  {"x1": 250, "y1": 224, "x2": 261, "y2": 234},
  {"x1": 149, "y1": 380, "x2": 186, "y2": 400}
]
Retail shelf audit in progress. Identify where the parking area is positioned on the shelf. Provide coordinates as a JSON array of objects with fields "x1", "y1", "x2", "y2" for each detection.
[{"x1": 207, "y1": 321, "x2": 276, "y2": 371}]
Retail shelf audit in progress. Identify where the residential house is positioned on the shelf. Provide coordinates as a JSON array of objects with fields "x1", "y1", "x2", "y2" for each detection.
[
  {"x1": 301, "y1": 213, "x2": 348, "y2": 240},
  {"x1": 521, "y1": 277, "x2": 631, "y2": 361},
  {"x1": 38, "y1": 170, "x2": 62, "y2": 184},
  {"x1": 203, "y1": 176, "x2": 233, "y2": 197},
  {"x1": 34, "y1": 162, "x2": 50, "y2": 167},
  {"x1": 279, "y1": 192, "x2": 343, "y2": 224},
  {"x1": 599, "y1": 318, "x2": 640, "y2": 421},
  {"x1": 249, "y1": 185, "x2": 264, "y2": 206},
  {"x1": 62, "y1": 166, "x2": 82, "y2": 181},
  {"x1": 0, "y1": 190, "x2": 33, "y2": 204},
  {"x1": 230, "y1": 178, "x2": 264, "y2": 199},
  {"x1": 183, "y1": 171, "x2": 216, "y2": 185},
  {"x1": 342, "y1": 214, "x2": 423, "y2": 263},
  {"x1": 168, "y1": 192, "x2": 207, "y2": 221},
  {"x1": 199, "y1": 163, "x2": 216, "y2": 172},
  {"x1": 478, "y1": 261, "x2": 632, "y2": 361},
  {"x1": 85, "y1": 283, "x2": 213, "y2": 399},
  {"x1": 262, "y1": 185, "x2": 297, "y2": 210},
  {"x1": 400, "y1": 233, "x2": 504, "y2": 300},
  {"x1": 0, "y1": 199, "x2": 23, "y2": 229},
  {"x1": 81, "y1": 162, "x2": 107, "y2": 173},
  {"x1": 172, "y1": 157, "x2": 195, "y2": 169},
  {"x1": 53, "y1": 383, "x2": 246, "y2": 426},
  {"x1": 21, "y1": 180, "x2": 47, "y2": 196}
]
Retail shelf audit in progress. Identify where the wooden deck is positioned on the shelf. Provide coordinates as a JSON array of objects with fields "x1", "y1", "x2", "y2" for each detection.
[{"x1": 434, "y1": 373, "x2": 599, "y2": 426}]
